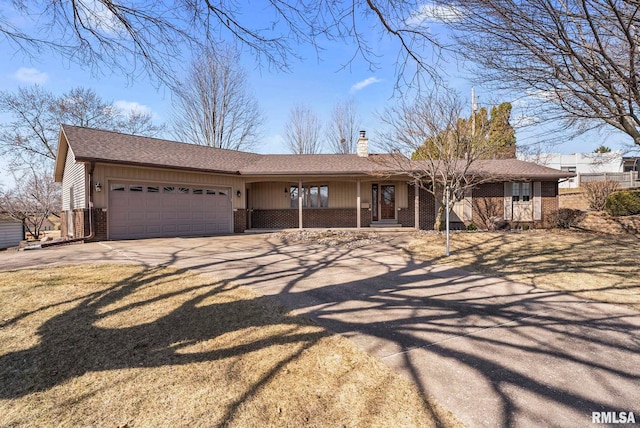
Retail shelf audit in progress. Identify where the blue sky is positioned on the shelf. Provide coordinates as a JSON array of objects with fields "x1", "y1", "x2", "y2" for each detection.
[{"x1": 0, "y1": 1, "x2": 633, "y2": 164}]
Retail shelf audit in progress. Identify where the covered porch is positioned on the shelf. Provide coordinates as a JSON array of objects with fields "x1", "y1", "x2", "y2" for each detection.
[{"x1": 243, "y1": 176, "x2": 422, "y2": 230}]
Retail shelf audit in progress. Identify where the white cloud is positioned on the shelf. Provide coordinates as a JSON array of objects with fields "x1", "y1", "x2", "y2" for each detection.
[
  {"x1": 406, "y1": 4, "x2": 463, "y2": 26},
  {"x1": 114, "y1": 100, "x2": 153, "y2": 115},
  {"x1": 350, "y1": 77, "x2": 382, "y2": 93},
  {"x1": 13, "y1": 67, "x2": 49, "y2": 84}
]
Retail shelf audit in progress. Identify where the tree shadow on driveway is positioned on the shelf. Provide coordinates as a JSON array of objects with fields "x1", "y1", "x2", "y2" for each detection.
[{"x1": 2, "y1": 233, "x2": 639, "y2": 427}]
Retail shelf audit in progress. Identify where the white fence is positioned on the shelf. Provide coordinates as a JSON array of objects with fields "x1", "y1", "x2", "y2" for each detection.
[{"x1": 575, "y1": 172, "x2": 640, "y2": 188}]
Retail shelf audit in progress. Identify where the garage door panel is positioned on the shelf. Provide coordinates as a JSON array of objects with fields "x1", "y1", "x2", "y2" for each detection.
[{"x1": 109, "y1": 182, "x2": 232, "y2": 240}]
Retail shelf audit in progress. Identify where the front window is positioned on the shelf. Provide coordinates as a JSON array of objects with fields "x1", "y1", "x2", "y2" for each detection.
[
  {"x1": 290, "y1": 185, "x2": 328, "y2": 208},
  {"x1": 512, "y1": 182, "x2": 531, "y2": 202}
]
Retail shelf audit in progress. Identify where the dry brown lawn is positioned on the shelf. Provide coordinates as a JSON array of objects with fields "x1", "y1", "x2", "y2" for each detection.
[
  {"x1": 407, "y1": 230, "x2": 640, "y2": 311},
  {"x1": 0, "y1": 265, "x2": 459, "y2": 428}
]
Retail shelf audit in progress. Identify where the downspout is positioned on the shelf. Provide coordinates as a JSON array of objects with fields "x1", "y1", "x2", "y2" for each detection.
[{"x1": 26, "y1": 162, "x2": 95, "y2": 249}]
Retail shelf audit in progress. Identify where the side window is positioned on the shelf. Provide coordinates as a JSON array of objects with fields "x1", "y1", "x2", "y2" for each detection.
[
  {"x1": 512, "y1": 183, "x2": 520, "y2": 202},
  {"x1": 521, "y1": 182, "x2": 531, "y2": 202},
  {"x1": 512, "y1": 182, "x2": 531, "y2": 202}
]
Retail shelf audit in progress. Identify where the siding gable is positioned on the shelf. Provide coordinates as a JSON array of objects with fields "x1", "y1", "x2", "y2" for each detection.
[{"x1": 61, "y1": 146, "x2": 87, "y2": 210}]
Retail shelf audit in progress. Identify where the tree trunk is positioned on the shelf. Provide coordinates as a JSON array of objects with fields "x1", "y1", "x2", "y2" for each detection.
[{"x1": 434, "y1": 203, "x2": 445, "y2": 231}]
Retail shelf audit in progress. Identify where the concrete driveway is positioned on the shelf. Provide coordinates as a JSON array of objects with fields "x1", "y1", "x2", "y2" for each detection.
[{"x1": 2, "y1": 233, "x2": 639, "y2": 427}]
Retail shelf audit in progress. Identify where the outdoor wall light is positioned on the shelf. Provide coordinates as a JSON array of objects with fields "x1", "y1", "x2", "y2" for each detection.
[
  {"x1": 236, "y1": 190, "x2": 242, "y2": 197},
  {"x1": 95, "y1": 182, "x2": 102, "y2": 192}
]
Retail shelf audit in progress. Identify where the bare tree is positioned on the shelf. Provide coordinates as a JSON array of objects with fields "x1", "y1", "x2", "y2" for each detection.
[
  {"x1": 377, "y1": 90, "x2": 504, "y2": 230},
  {"x1": 326, "y1": 98, "x2": 361, "y2": 154},
  {"x1": 170, "y1": 45, "x2": 263, "y2": 150},
  {"x1": 0, "y1": 85, "x2": 164, "y2": 170},
  {"x1": 441, "y1": 0, "x2": 640, "y2": 146},
  {"x1": 1, "y1": 1, "x2": 443, "y2": 88},
  {"x1": 284, "y1": 104, "x2": 323, "y2": 154},
  {"x1": 0, "y1": 168, "x2": 60, "y2": 240}
]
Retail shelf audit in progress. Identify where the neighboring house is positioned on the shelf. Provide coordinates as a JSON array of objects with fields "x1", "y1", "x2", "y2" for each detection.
[
  {"x1": 0, "y1": 216, "x2": 24, "y2": 249},
  {"x1": 518, "y1": 151, "x2": 640, "y2": 188},
  {"x1": 54, "y1": 125, "x2": 573, "y2": 241}
]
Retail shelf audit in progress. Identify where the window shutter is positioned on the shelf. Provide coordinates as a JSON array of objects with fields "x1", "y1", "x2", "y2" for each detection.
[
  {"x1": 504, "y1": 182, "x2": 513, "y2": 220},
  {"x1": 463, "y1": 188, "x2": 473, "y2": 222},
  {"x1": 533, "y1": 182, "x2": 542, "y2": 221}
]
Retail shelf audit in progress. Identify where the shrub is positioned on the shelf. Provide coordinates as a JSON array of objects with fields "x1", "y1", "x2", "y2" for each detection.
[
  {"x1": 605, "y1": 190, "x2": 640, "y2": 216},
  {"x1": 548, "y1": 208, "x2": 586, "y2": 229},
  {"x1": 583, "y1": 180, "x2": 619, "y2": 211},
  {"x1": 465, "y1": 223, "x2": 478, "y2": 231}
]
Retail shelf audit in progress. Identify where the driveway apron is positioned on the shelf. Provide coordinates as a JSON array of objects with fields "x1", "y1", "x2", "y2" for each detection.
[{"x1": 1, "y1": 233, "x2": 639, "y2": 427}]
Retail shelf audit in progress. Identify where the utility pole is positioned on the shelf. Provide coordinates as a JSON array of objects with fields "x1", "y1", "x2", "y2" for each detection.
[{"x1": 471, "y1": 87, "x2": 478, "y2": 137}]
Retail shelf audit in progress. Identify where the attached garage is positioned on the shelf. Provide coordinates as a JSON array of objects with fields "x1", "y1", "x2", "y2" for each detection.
[{"x1": 108, "y1": 182, "x2": 233, "y2": 239}]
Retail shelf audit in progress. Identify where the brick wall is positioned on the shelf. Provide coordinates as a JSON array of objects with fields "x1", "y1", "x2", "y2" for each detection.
[
  {"x1": 403, "y1": 185, "x2": 436, "y2": 229},
  {"x1": 251, "y1": 208, "x2": 366, "y2": 228},
  {"x1": 60, "y1": 209, "x2": 87, "y2": 238},
  {"x1": 92, "y1": 209, "x2": 108, "y2": 241},
  {"x1": 471, "y1": 181, "x2": 559, "y2": 229},
  {"x1": 472, "y1": 183, "x2": 504, "y2": 229},
  {"x1": 60, "y1": 208, "x2": 106, "y2": 241},
  {"x1": 234, "y1": 209, "x2": 247, "y2": 233},
  {"x1": 539, "y1": 181, "x2": 559, "y2": 228},
  {"x1": 60, "y1": 211, "x2": 68, "y2": 237}
]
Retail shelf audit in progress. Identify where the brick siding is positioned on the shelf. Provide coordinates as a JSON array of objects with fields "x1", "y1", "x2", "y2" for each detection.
[
  {"x1": 472, "y1": 183, "x2": 505, "y2": 229},
  {"x1": 404, "y1": 185, "x2": 437, "y2": 229},
  {"x1": 251, "y1": 208, "x2": 364, "y2": 228},
  {"x1": 60, "y1": 208, "x2": 107, "y2": 241},
  {"x1": 471, "y1": 181, "x2": 559, "y2": 229},
  {"x1": 234, "y1": 209, "x2": 247, "y2": 233}
]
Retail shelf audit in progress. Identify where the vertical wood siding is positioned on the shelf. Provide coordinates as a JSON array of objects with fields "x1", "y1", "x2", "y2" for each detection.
[
  {"x1": 249, "y1": 180, "x2": 408, "y2": 209},
  {"x1": 92, "y1": 164, "x2": 246, "y2": 209}
]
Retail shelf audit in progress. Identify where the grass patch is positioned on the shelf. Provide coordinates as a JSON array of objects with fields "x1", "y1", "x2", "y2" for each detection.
[
  {"x1": 0, "y1": 265, "x2": 459, "y2": 427},
  {"x1": 408, "y1": 230, "x2": 640, "y2": 310}
]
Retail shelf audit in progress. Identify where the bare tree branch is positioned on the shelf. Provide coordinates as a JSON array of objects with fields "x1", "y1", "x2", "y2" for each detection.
[
  {"x1": 0, "y1": 168, "x2": 60, "y2": 240},
  {"x1": 1, "y1": 1, "x2": 444, "y2": 89},
  {"x1": 442, "y1": 0, "x2": 640, "y2": 145},
  {"x1": 326, "y1": 98, "x2": 361, "y2": 154},
  {"x1": 170, "y1": 44, "x2": 264, "y2": 150},
  {"x1": 0, "y1": 85, "x2": 165, "y2": 171},
  {"x1": 376, "y1": 89, "x2": 510, "y2": 229},
  {"x1": 284, "y1": 103, "x2": 324, "y2": 154}
]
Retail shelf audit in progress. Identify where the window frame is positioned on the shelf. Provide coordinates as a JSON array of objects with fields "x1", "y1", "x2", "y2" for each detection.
[
  {"x1": 290, "y1": 184, "x2": 329, "y2": 208},
  {"x1": 512, "y1": 182, "x2": 531, "y2": 202}
]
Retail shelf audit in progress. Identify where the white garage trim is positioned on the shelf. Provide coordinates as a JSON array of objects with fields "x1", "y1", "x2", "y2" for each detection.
[{"x1": 108, "y1": 181, "x2": 233, "y2": 240}]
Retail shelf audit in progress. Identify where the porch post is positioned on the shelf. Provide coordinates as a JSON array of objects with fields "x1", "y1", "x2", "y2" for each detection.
[
  {"x1": 356, "y1": 179, "x2": 361, "y2": 229},
  {"x1": 298, "y1": 178, "x2": 303, "y2": 229},
  {"x1": 414, "y1": 179, "x2": 420, "y2": 229}
]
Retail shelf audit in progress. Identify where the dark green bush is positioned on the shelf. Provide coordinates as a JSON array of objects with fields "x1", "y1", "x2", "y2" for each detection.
[
  {"x1": 548, "y1": 208, "x2": 585, "y2": 229},
  {"x1": 605, "y1": 190, "x2": 640, "y2": 216},
  {"x1": 465, "y1": 223, "x2": 478, "y2": 231}
]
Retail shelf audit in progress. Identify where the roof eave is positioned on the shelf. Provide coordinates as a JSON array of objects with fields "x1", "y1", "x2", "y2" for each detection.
[{"x1": 75, "y1": 158, "x2": 242, "y2": 176}]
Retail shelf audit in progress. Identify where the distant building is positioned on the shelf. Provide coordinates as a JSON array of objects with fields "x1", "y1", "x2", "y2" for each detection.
[{"x1": 519, "y1": 151, "x2": 638, "y2": 188}]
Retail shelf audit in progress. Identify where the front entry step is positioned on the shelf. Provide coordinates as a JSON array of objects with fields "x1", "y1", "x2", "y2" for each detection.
[{"x1": 370, "y1": 220, "x2": 399, "y2": 228}]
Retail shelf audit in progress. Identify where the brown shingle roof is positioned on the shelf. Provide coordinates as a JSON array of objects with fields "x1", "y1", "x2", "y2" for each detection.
[
  {"x1": 57, "y1": 125, "x2": 574, "y2": 180},
  {"x1": 469, "y1": 158, "x2": 575, "y2": 180},
  {"x1": 239, "y1": 153, "x2": 398, "y2": 175},
  {"x1": 60, "y1": 125, "x2": 260, "y2": 174}
]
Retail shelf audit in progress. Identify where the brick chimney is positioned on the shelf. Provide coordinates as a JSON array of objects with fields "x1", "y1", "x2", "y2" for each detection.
[{"x1": 356, "y1": 130, "x2": 368, "y2": 157}]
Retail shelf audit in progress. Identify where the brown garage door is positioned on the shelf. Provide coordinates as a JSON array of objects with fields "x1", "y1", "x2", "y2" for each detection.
[{"x1": 109, "y1": 183, "x2": 232, "y2": 240}]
